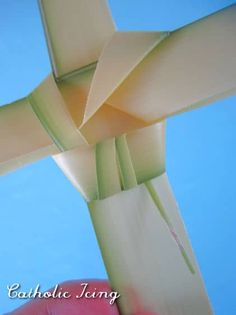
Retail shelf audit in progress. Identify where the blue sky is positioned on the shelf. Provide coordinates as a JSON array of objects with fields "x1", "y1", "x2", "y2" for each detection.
[{"x1": 0, "y1": 0, "x2": 236, "y2": 314}]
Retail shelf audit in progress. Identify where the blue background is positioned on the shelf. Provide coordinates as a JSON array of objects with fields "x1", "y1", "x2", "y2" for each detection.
[{"x1": 0, "y1": 0, "x2": 236, "y2": 314}]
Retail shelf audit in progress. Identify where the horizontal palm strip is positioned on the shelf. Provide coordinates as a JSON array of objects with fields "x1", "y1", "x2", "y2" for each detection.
[{"x1": 28, "y1": 95, "x2": 65, "y2": 152}]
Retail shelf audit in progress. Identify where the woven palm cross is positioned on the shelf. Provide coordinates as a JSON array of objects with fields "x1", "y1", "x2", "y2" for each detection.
[{"x1": 1, "y1": 1, "x2": 236, "y2": 315}]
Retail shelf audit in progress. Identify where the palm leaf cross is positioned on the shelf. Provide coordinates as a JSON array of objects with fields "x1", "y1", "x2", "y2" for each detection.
[{"x1": 1, "y1": 1, "x2": 236, "y2": 315}]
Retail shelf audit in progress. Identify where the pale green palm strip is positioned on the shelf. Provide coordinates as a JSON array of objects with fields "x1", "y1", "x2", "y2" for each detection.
[
  {"x1": 115, "y1": 134, "x2": 195, "y2": 273},
  {"x1": 28, "y1": 95, "x2": 65, "y2": 152},
  {"x1": 98, "y1": 134, "x2": 195, "y2": 274},
  {"x1": 145, "y1": 180, "x2": 195, "y2": 274},
  {"x1": 115, "y1": 134, "x2": 137, "y2": 189},
  {"x1": 96, "y1": 139, "x2": 121, "y2": 199}
]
